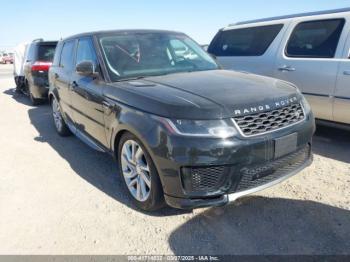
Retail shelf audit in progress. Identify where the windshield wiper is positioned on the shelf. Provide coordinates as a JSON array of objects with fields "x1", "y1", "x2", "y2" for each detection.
[{"x1": 115, "y1": 76, "x2": 147, "y2": 82}]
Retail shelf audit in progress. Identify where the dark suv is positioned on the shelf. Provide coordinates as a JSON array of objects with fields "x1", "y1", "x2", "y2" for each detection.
[
  {"x1": 23, "y1": 39, "x2": 57, "y2": 105},
  {"x1": 49, "y1": 30, "x2": 315, "y2": 211}
]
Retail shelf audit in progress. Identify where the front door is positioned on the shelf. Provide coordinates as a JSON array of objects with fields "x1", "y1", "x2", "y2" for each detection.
[
  {"x1": 334, "y1": 26, "x2": 350, "y2": 124},
  {"x1": 70, "y1": 37, "x2": 107, "y2": 147},
  {"x1": 274, "y1": 18, "x2": 346, "y2": 121}
]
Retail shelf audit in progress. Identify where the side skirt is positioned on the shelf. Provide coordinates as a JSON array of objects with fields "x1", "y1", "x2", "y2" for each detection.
[{"x1": 65, "y1": 120, "x2": 106, "y2": 153}]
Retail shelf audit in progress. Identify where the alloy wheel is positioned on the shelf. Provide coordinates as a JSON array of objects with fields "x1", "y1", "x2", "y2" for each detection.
[
  {"x1": 52, "y1": 99, "x2": 63, "y2": 131},
  {"x1": 121, "y1": 140, "x2": 151, "y2": 202}
]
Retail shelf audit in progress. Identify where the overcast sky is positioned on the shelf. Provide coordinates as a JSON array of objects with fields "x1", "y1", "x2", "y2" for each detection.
[{"x1": 0, "y1": 0, "x2": 349, "y2": 50}]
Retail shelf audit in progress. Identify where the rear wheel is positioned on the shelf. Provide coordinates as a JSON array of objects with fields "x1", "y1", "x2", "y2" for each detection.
[
  {"x1": 52, "y1": 96, "x2": 71, "y2": 136},
  {"x1": 118, "y1": 133, "x2": 165, "y2": 211}
]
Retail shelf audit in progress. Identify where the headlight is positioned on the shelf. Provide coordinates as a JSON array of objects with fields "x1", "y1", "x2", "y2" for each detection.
[
  {"x1": 301, "y1": 95, "x2": 311, "y2": 114},
  {"x1": 160, "y1": 118, "x2": 238, "y2": 138}
]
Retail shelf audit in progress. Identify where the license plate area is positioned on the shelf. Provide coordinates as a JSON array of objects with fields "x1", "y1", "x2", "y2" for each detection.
[{"x1": 274, "y1": 133, "x2": 297, "y2": 159}]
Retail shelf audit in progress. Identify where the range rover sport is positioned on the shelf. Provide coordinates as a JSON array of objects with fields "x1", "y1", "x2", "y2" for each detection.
[{"x1": 48, "y1": 30, "x2": 315, "y2": 211}]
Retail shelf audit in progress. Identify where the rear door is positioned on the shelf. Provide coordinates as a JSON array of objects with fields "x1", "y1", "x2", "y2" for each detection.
[
  {"x1": 334, "y1": 17, "x2": 350, "y2": 124},
  {"x1": 54, "y1": 40, "x2": 76, "y2": 123},
  {"x1": 274, "y1": 17, "x2": 347, "y2": 121},
  {"x1": 70, "y1": 37, "x2": 107, "y2": 147},
  {"x1": 208, "y1": 23, "x2": 286, "y2": 76}
]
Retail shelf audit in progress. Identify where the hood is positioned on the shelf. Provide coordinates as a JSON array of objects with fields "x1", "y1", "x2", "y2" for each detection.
[{"x1": 105, "y1": 70, "x2": 301, "y2": 120}]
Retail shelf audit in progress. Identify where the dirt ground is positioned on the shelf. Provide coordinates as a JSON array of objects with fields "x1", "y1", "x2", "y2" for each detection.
[{"x1": 0, "y1": 64, "x2": 349, "y2": 255}]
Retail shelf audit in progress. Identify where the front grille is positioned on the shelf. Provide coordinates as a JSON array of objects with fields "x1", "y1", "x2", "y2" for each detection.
[
  {"x1": 235, "y1": 145, "x2": 310, "y2": 193},
  {"x1": 233, "y1": 103, "x2": 305, "y2": 136}
]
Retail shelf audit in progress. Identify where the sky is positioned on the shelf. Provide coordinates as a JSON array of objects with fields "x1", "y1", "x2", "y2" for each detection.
[{"x1": 1, "y1": 0, "x2": 349, "y2": 50}]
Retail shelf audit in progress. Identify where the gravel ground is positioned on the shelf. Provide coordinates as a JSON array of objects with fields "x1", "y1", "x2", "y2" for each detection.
[{"x1": 0, "y1": 64, "x2": 349, "y2": 255}]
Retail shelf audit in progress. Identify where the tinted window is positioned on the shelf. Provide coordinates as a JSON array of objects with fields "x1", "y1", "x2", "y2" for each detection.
[
  {"x1": 59, "y1": 40, "x2": 75, "y2": 71},
  {"x1": 286, "y1": 19, "x2": 345, "y2": 58},
  {"x1": 27, "y1": 44, "x2": 36, "y2": 61},
  {"x1": 208, "y1": 24, "x2": 283, "y2": 56},
  {"x1": 52, "y1": 42, "x2": 63, "y2": 67},
  {"x1": 37, "y1": 44, "x2": 57, "y2": 61},
  {"x1": 76, "y1": 37, "x2": 97, "y2": 65}
]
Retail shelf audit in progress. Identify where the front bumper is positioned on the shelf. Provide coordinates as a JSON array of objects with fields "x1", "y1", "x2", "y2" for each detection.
[
  {"x1": 164, "y1": 152, "x2": 312, "y2": 209},
  {"x1": 148, "y1": 113, "x2": 315, "y2": 209}
]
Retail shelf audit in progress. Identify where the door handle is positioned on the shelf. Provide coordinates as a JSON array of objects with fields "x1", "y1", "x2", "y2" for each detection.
[
  {"x1": 343, "y1": 71, "x2": 350, "y2": 75},
  {"x1": 102, "y1": 101, "x2": 112, "y2": 109},
  {"x1": 102, "y1": 101, "x2": 114, "y2": 115},
  {"x1": 278, "y1": 66, "x2": 296, "y2": 72},
  {"x1": 54, "y1": 73, "x2": 59, "y2": 79}
]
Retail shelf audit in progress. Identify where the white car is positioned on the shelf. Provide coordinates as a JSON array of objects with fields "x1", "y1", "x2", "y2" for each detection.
[{"x1": 208, "y1": 8, "x2": 350, "y2": 127}]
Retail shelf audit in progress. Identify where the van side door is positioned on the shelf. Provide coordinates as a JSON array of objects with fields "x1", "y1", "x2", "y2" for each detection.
[
  {"x1": 334, "y1": 18, "x2": 350, "y2": 124},
  {"x1": 70, "y1": 37, "x2": 107, "y2": 147},
  {"x1": 274, "y1": 17, "x2": 347, "y2": 121}
]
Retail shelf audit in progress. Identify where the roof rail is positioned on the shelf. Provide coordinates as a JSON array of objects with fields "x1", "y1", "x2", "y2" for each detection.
[
  {"x1": 32, "y1": 38, "x2": 44, "y2": 43},
  {"x1": 229, "y1": 7, "x2": 350, "y2": 26}
]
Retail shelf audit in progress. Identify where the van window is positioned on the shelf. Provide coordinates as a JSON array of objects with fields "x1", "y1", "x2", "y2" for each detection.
[
  {"x1": 59, "y1": 40, "x2": 75, "y2": 71},
  {"x1": 208, "y1": 24, "x2": 283, "y2": 56},
  {"x1": 286, "y1": 19, "x2": 345, "y2": 58},
  {"x1": 26, "y1": 44, "x2": 36, "y2": 61}
]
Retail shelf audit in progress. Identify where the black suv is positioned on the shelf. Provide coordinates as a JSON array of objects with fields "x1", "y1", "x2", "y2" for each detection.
[
  {"x1": 49, "y1": 30, "x2": 315, "y2": 211},
  {"x1": 22, "y1": 39, "x2": 57, "y2": 105}
]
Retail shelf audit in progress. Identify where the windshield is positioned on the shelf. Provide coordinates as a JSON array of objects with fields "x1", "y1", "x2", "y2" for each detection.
[{"x1": 99, "y1": 32, "x2": 219, "y2": 81}]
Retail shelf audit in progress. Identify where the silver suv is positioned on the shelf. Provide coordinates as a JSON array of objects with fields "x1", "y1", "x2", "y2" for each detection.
[{"x1": 208, "y1": 8, "x2": 350, "y2": 127}]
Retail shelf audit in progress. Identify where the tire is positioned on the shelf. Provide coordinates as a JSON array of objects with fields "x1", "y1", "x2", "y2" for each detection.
[
  {"x1": 118, "y1": 132, "x2": 165, "y2": 211},
  {"x1": 51, "y1": 96, "x2": 71, "y2": 136},
  {"x1": 14, "y1": 77, "x2": 22, "y2": 93}
]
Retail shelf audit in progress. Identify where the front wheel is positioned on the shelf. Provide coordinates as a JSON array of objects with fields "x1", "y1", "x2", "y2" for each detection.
[
  {"x1": 52, "y1": 97, "x2": 71, "y2": 136},
  {"x1": 118, "y1": 133, "x2": 165, "y2": 211}
]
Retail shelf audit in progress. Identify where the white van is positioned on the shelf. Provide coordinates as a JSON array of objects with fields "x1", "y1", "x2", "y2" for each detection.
[
  {"x1": 208, "y1": 8, "x2": 350, "y2": 127},
  {"x1": 13, "y1": 42, "x2": 29, "y2": 91}
]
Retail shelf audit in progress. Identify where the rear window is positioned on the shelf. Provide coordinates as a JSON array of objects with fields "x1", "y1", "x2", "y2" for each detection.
[
  {"x1": 37, "y1": 44, "x2": 57, "y2": 61},
  {"x1": 208, "y1": 24, "x2": 283, "y2": 56},
  {"x1": 286, "y1": 19, "x2": 345, "y2": 58}
]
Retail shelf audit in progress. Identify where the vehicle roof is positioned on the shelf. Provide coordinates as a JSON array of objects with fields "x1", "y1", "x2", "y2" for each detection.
[
  {"x1": 31, "y1": 41, "x2": 58, "y2": 46},
  {"x1": 62, "y1": 29, "x2": 185, "y2": 42},
  {"x1": 228, "y1": 7, "x2": 350, "y2": 27}
]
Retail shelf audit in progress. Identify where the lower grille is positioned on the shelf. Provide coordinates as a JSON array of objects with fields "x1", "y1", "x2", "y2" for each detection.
[
  {"x1": 181, "y1": 166, "x2": 227, "y2": 193},
  {"x1": 235, "y1": 145, "x2": 311, "y2": 192},
  {"x1": 181, "y1": 145, "x2": 311, "y2": 195}
]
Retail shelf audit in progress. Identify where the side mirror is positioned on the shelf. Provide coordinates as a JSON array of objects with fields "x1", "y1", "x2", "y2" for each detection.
[{"x1": 76, "y1": 60, "x2": 98, "y2": 77}]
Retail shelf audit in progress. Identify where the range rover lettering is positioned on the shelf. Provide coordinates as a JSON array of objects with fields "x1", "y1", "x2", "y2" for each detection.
[{"x1": 48, "y1": 30, "x2": 315, "y2": 211}]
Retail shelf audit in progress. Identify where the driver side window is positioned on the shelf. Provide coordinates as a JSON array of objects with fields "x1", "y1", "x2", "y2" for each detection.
[{"x1": 76, "y1": 37, "x2": 98, "y2": 66}]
